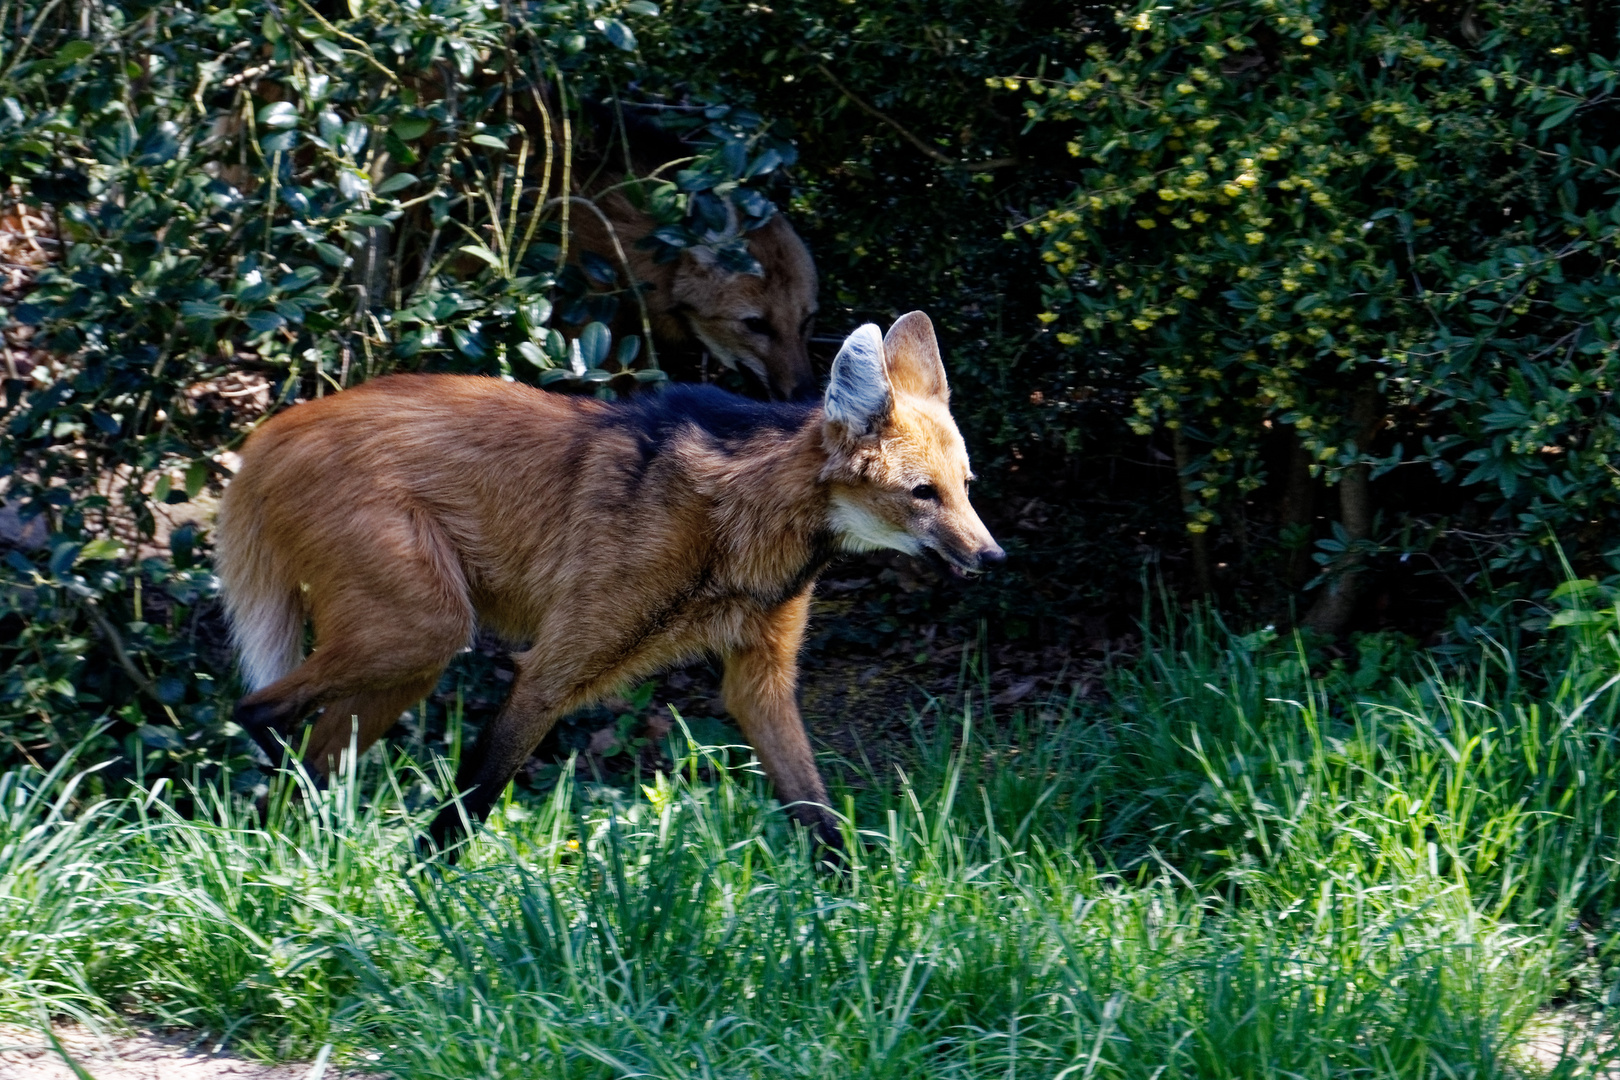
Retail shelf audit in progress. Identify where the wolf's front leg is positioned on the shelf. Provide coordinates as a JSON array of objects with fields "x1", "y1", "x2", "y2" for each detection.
[{"x1": 723, "y1": 590, "x2": 843, "y2": 859}]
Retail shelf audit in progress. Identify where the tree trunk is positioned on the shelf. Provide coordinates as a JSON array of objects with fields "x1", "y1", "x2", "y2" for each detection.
[
  {"x1": 1302, "y1": 387, "x2": 1382, "y2": 637},
  {"x1": 1280, "y1": 433, "x2": 1316, "y2": 589},
  {"x1": 1173, "y1": 428, "x2": 1215, "y2": 598}
]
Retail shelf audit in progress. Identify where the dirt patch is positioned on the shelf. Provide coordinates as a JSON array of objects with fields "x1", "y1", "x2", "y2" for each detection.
[
  {"x1": 0, "y1": 1025, "x2": 385, "y2": 1080},
  {"x1": 1517, "y1": 1008, "x2": 1618, "y2": 1076}
]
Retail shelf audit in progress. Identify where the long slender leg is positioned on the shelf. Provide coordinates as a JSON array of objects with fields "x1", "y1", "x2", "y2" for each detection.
[
  {"x1": 722, "y1": 590, "x2": 842, "y2": 854},
  {"x1": 427, "y1": 649, "x2": 568, "y2": 851}
]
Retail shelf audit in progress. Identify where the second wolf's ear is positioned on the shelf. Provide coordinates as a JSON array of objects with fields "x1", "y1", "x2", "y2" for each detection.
[
  {"x1": 882, "y1": 311, "x2": 949, "y2": 401},
  {"x1": 824, "y1": 324, "x2": 892, "y2": 439}
]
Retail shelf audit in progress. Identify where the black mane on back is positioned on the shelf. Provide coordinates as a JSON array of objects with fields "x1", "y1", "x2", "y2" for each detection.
[{"x1": 611, "y1": 383, "x2": 818, "y2": 447}]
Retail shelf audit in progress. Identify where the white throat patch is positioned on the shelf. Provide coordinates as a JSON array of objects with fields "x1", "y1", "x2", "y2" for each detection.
[{"x1": 829, "y1": 491, "x2": 921, "y2": 556}]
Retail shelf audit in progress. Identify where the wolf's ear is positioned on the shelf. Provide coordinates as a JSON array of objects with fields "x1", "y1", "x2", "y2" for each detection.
[
  {"x1": 882, "y1": 311, "x2": 948, "y2": 401},
  {"x1": 824, "y1": 324, "x2": 891, "y2": 439}
]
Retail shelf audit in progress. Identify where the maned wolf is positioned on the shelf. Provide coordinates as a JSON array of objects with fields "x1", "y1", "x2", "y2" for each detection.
[
  {"x1": 215, "y1": 312, "x2": 1001, "y2": 853},
  {"x1": 562, "y1": 105, "x2": 820, "y2": 401}
]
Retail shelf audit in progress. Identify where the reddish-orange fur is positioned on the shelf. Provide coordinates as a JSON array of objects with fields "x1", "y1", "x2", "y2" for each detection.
[{"x1": 215, "y1": 313, "x2": 1000, "y2": 852}]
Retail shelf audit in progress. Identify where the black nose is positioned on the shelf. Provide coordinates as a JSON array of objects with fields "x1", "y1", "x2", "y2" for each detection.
[{"x1": 978, "y1": 544, "x2": 1006, "y2": 568}]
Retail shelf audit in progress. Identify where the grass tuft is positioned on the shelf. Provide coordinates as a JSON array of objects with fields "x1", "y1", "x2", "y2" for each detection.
[{"x1": 3, "y1": 607, "x2": 1620, "y2": 1075}]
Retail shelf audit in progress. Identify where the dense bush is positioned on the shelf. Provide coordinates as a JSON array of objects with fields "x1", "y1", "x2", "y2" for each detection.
[
  {"x1": 0, "y1": 0, "x2": 788, "y2": 776},
  {"x1": 1012, "y1": 0, "x2": 1620, "y2": 630}
]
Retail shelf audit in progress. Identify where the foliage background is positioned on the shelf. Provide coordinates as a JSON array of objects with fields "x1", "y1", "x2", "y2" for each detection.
[{"x1": 0, "y1": 0, "x2": 1618, "y2": 786}]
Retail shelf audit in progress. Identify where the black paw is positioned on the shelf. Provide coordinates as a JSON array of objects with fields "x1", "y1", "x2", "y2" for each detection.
[
  {"x1": 233, "y1": 697, "x2": 285, "y2": 732},
  {"x1": 424, "y1": 806, "x2": 476, "y2": 865},
  {"x1": 234, "y1": 698, "x2": 292, "y2": 765},
  {"x1": 797, "y1": 810, "x2": 850, "y2": 874}
]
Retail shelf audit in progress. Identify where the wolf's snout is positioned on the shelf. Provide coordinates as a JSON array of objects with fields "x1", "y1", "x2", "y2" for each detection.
[{"x1": 976, "y1": 543, "x2": 1006, "y2": 569}]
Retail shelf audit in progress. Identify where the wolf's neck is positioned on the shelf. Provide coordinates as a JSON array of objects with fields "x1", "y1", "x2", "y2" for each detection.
[{"x1": 705, "y1": 414, "x2": 838, "y2": 604}]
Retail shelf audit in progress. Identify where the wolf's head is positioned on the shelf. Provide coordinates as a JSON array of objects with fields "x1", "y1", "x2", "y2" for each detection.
[
  {"x1": 668, "y1": 215, "x2": 819, "y2": 401},
  {"x1": 819, "y1": 312, "x2": 1004, "y2": 577}
]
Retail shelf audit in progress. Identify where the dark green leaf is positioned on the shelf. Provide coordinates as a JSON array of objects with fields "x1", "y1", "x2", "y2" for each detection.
[
  {"x1": 598, "y1": 18, "x2": 636, "y2": 51},
  {"x1": 242, "y1": 310, "x2": 286, "y2": 335},
  {"x1": 391, "y1": 117, "x2": 433, "y2": 141},
  {"x1": 375, "y1": 172, "x2": 419, "y2": 195},
  {"x1": 578, "y1": 321, "x2": 611, "y2": 368},
  {"x1": 257, "y1": 102, "x2": 299, "y2": 130}
]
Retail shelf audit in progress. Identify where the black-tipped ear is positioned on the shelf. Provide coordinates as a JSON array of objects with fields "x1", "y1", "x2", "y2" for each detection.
[
  {"x1": 882, "y1": 311, "x2": 948, "y2": 401},
  {"x1": 823, "y1": 324, "x2": 891, "y2": 438}
]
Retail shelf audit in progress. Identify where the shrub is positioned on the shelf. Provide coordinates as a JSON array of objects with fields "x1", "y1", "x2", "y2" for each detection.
[
  {"x1": 0, "y1": 0, "x2": 783, "y2": 776},
  {"x1": 1010, "y1": 0, "x2": 1620, "y2": 625}
]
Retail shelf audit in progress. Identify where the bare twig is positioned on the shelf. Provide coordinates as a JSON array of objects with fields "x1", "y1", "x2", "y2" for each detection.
[
  {"x1": 83, "y1": 600, "x2": 162, "y2": 706},
  {"x1": 811, "y1": 60, "x2": 1016, "y2": 172}
]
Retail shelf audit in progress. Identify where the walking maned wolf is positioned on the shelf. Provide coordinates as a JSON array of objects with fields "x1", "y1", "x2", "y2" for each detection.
[{"x1": 216, "y1": 312, "x2": 1001, "y2": 853}]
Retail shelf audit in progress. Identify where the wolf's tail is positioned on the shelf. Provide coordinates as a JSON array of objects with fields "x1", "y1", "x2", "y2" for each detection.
[{"x1": 214, "y1": 495, "x2": 303, "y2": 692}]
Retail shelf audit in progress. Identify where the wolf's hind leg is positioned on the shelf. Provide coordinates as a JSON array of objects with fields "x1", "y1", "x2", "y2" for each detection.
[
  {"x1": 233, "y1": 522, "x2": 474, "y2": 769},
  {"x1": 303, "y1": 675, "x2": 441, "y2": 779},
  {"x1": 427, "y1": 651, "x2": 569, "y2": 852}
]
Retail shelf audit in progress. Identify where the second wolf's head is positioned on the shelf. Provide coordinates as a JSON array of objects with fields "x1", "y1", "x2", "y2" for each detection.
[
  {"x1": 664, "y1": 215, "x2": 819, "y2": 401},
  {"x1": 820, "y1": 312, "x2": 1004, "y2": 577}
]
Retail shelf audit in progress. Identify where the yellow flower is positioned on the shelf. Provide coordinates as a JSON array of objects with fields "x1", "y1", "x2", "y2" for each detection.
[
  {"x1": 1037, "y1": 311, "x2": 1059, "y2": 324},
  {"x1": 1131, "y1": 317, "x2": 1153, "y2": 331},
  {"x1": 1130, "y1": 11, "x2": 1152, "y2": 31},
  {"x1": 1056, "y1": 332, "x2": 1080, "y2": 345},
  {"x1": 1302, "y1": 33, "x2": 1320, "y2": 46},
  {"x1": 1191, "y1": 209, "x2": 1209, "y2": 223},
  {"x1": 1245, "y1": 230, "x2": 1265, "y2": 244},
  {"x1": 1137, "y1": 217, "x2": 1157, "y2": 229},
  {"x1": 1222, "y1": 183, "x2": 1242, "y2": 197},
  {"x1": 1067, "y1": 141, "x2": 1082, "y2": 157},
  {"x1": 1187, "y1": 521, "x2": 1208, "y2": 534}
]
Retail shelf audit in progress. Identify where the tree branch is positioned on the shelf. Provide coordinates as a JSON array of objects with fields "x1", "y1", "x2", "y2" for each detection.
[
  {"x1": 83, "y1": 600, "x2": 167, "y2": 709},
  {"x1": 810, "y1": 61, "x2": 1016, "y2": 173}
]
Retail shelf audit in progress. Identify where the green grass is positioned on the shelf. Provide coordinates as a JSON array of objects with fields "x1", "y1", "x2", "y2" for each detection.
[{"x1": 4, "y1": 606, "x2": 1620, "y2": 1077}]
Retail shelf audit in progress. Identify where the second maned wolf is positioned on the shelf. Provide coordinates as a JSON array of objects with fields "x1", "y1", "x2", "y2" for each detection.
[{"x1": 216, "y1": 311, "x2": 1002, "y2": 852}]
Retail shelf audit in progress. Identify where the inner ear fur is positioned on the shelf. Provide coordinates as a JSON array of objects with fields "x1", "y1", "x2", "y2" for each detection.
[
  {"x1": 882, "y1": 311, "x2": 949, "y2": 401},
  {"x1": 824, "y1": 323, "x2": 892, "y2": 440}
]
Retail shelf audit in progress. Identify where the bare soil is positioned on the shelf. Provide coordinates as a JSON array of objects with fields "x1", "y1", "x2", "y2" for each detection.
[{"x1": 0, "y1": 1025, "x2": 382, "y2": 1080}]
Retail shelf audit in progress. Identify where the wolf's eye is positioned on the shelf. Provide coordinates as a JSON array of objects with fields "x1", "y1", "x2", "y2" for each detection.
[
  {"x1": 911, "y1": 483, "x2": 939, "y2": 502},
  {"x1": 743, "y1": 316, "x2": 772, "y2": 337}
]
